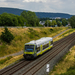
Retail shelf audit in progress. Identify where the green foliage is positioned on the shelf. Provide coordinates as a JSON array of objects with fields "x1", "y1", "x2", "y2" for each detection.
[
  {"x1": 0, "y1": 13, "x2": 27, "y2": 27},
  {"x1": 62, "y1": 19, "x2": 68, "y2": 26},
  {"x1": 28, "y1": 28, "x2": 34, "y2": 32},
  {"x1": 69, "y1": 16, "x2": 75, "y2": 28},
  {"x1": 21, "y1": 11, "x2": 39, "y2": 27},
  {"x1": 0, "y1": 43, "x2": 7, "y2": 55},
  {"x1": 45, "y1": 20, "x2": 52, "y2": 27},
  {"x1": 41, "y1": 31, "x2": 47, "y2": 35},
  {"x1": 67, "y1": 65, "x2": 75, "y2": 71},
  {"x1": 56, "y1": 68, "x2": 75, "y2": 75},
  {"x1": 28, "y1": 28, "x2": 39, "y2": 38},
  {"x1": 14, "y1": 36, "x2": 22, "y2": 41},
  {"x1": 59, "y1": 29, "x2": 74, "y2": 37},
  {"x1": 0, "y1": 56, "x2": 12, "y2": 64},
  {"x1": 29, "y1": 34, "x2": 34, "y2": 39},
  {"x1": 52, "y1": 20, "x2": 57, "y2": 27},
  {"x1": 49, "y1": 28, "x2": 53, "y2": 32},
  {"x1": 57, "y1": 21, "x2": 62, "y2": 27},
  {"x1": 45, "y1": 20, "x2": 57, "y2": 27},
  {"x1": 34, "y1": 32, "x2": 39, "y2": 37},
  {"x1": 1, "y1": 27, "x2": 14, "y2": 43}
]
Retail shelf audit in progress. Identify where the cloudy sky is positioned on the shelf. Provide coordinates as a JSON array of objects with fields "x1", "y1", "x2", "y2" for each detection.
[{"x1": 0, "y1": 0, "x2": 75, "y2": 15}]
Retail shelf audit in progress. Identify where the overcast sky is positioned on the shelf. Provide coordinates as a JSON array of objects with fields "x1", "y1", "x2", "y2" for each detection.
[{"x1": 0, "y1": 0, "x2": 75, "y2": 15}]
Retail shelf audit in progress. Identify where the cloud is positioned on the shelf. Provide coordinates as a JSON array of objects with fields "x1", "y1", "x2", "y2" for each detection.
[
  {"x1": 0, "y1": 0, "x2": 75, "y2": 15},
  {"x1": 5, "y1": 0, "x2": 23, "y2": 2},
  {"x1": 23, "y1": 0, "x2": 46, "y2": 2}
]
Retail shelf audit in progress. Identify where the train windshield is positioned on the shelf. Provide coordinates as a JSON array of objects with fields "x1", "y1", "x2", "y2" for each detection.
[{"x1": 25, "y1": 45, "x2": 34, "y2": 52}]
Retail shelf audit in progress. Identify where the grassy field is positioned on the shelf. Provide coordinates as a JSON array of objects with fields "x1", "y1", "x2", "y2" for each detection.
[
  {"x1": 0, "y1": 27, "x2": 75, "y2": 70},
  {"x1": 49, "y1": 46, "x2": 75, "y2": 75},
  {"x1": 53, "y1": 29, "x2": 75, "y2": 42},
  {"x1": 0, "y1": 27, "x2": 68, "y2": 57}
]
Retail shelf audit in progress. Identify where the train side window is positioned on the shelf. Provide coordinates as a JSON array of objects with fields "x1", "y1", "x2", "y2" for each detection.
[
  {"x1": 43, "y1": 43, "x2": 49, "y2": 50},
  {"x1": 36, "y1": 47, "x2": 40, "y2": 52},
  {"x1": 51, "y1": 41, "x2": 53, "y2": 44}
]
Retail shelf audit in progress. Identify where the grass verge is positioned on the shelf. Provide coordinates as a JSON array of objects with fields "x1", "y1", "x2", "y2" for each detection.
[
  {"x1": 0, "y1": 55, "x2": 23, "y2": 70},
  {"x1": 0, "y1": 27, "x2": 68, "y2": 57},
  {"x1": 49, "y1": 46, "x2": 75, "y2": 75}
]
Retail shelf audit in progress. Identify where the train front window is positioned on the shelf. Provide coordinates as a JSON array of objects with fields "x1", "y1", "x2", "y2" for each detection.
[{"x1": 25, "y1": 45, "x2": 34, "y2": 52}]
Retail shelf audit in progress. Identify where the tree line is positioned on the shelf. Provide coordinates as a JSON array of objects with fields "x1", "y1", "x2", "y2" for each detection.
[
  {"x1": 44, "y1": 19, "x2": 68, "y2": 27},
  {"x1": 41, "y1": 16, "x2": 75, "y2": 28},
  {"x1": 69, "y1": 16, "x2": 75, "y2": 28},
  {"x1": 0, "y1": 13, "x2": 25, "y2": 26},
  {"x1": 0, "y1": 10, "x2": 75, "y2": 28},
  {"x1": 0, "y1": 11, "x2": 41, "y2": 27}
]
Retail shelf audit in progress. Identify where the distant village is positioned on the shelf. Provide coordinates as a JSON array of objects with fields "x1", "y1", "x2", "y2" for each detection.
[{"x1": 39, "y1": 17, "x2": 70, "y2": 27}]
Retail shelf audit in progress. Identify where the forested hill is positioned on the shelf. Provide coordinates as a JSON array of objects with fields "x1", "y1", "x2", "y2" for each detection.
[
  {"x1": 35, "y1": 12, "x2": 73, "y2": 18},
  {"x1": 0, "y1": 7, "x2": 73, "y2": 18},
  {"x1": 0, "y1": 7, "x2": 26, "y2": 15}
]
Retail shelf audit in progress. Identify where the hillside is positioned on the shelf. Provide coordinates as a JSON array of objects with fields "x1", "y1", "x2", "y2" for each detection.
[
  {"x1": 0, "y1": 7, "x2": 73, "y2": 18},
  {"x1": 35, "y1": 12, "x2": 73, "y2": 18},
  {"x1": 0, "y1": 27, "x2": 68, "y2": 57}
]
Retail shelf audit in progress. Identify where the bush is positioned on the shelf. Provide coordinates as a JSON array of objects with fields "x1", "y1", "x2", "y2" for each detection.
[
  {"x1": 1, "y1": 27, "x2": 14, "y2": 43},
  {"x1": 29, "y1": 34, "x2": 34, "y2": 39},
  {"x1": 50, "y1": 28, "x2": 53, "y2": 32}
]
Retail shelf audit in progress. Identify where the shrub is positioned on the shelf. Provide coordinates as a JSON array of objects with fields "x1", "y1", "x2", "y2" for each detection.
[
  {"x1": 29, "y1": 34, "x2": 34, "y2": 39},
  {"x1": 28, "y1": 28, "x2": 33, "y2": 32},
  {"x1": 41, "y1": 31, "x2": 47, "y2": 34},
  {"x1": 50, "y1": 28, "x2": 53, "y2": 31},
  {"x1": 1, "y1": 27, "x2": 14, "y2": 43}
]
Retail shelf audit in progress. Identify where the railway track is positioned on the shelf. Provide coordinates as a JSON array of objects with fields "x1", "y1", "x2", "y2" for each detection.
[{"x1": 0, "y1": 32, "x2": 75, "y2": 75}]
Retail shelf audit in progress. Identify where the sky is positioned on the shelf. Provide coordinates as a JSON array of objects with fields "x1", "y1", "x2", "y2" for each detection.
[{"x1": 0, "y1": 0, "x2": 75, "y2": 15}]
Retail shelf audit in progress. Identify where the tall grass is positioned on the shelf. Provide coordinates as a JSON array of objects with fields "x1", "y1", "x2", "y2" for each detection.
[
  {"x1": 49, "y1": 45, "x2": 75, "y2": 75},
  {"x1": 0, "y1": 56, "x2": 12, "y2": 64},
  {"x1": 0, "y1": 27, "x2": 68, "y2": 57}
]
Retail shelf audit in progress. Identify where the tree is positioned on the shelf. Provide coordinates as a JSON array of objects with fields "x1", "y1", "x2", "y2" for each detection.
[
  {"x1": 21, "y1": 11, "x2": 39, "y2": 26},
  {"x1": 0, "y1": 13, "x2": 27, "y2": 27},
  {"x1": 52, "y1": 20, "x2": 57, "y2": 27},
  {"x1": 62, "y1": 19, "x2": 67, "y2": 26},
  {"x1": 1, "y1": 27, "x2": 14, "y2": 43},
  {"x1": 0, "y1": 13, "x2": 13, "y2": 26},
  {"x1": 0, "y1": 15, "x2": 2, "y2": 26},
  {"x1": 45, "y1": 20, "x2": 52, "y2": 27},
  {"x1": 12, "y1": 17, "x2": 18, "y2": 26},
  {"x1": 57, "y1": 21, "x2": 62, "y2": 27},
  {"x1": 69, "y1": 16, "x2": 75, "y2": 28}
]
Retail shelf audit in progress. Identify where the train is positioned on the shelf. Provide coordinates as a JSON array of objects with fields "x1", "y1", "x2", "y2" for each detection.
[{"x1": 23, "y1": 37, "x2": 53, "y2": 59}]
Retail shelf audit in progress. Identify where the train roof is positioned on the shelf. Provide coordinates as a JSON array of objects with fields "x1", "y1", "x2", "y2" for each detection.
[{"x1": 25, "y1": 37, "x2": 53, "y2": 47}]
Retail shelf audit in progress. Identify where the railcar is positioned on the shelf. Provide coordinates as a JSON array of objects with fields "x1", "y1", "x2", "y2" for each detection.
[{"x1": 23, "y1": 37, "x2": 53, "y2": 59}]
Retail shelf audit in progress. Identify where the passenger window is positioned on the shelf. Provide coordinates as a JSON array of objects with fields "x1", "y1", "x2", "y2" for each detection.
[
  {"x1": 36, "y1": 47, "x2": 40, "y2": 52},
  {"x1": 43, "y1": 43, "x2": 49, "y2": 50}
]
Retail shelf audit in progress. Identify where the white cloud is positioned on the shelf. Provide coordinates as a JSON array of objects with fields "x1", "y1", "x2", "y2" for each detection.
[
  {"x1": 23, "y1": 0, "x2": 46, "y2": 2},
  {"x1": 0, "y1": 0, "x2": 75, "y2": 15}
]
